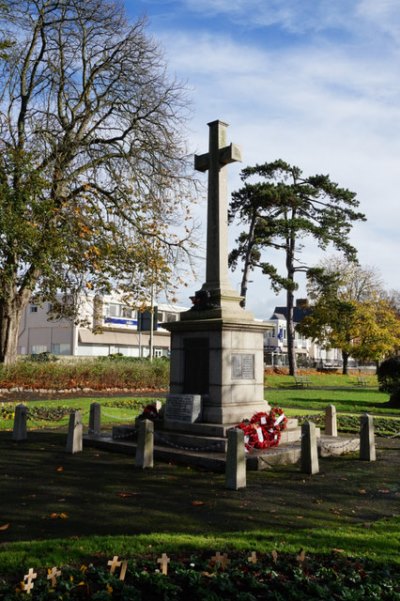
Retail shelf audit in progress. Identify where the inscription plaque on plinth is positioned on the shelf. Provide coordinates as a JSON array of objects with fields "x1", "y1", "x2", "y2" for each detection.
[
  {"x1": 231, "y1": 353, "x2": 255, "y2": 380},
  {"x1": 165, "y1": 394, "x2": 202, "y2": 423}
]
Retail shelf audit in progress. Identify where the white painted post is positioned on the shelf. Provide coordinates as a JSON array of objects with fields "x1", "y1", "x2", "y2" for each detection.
[
  {"x1": 12, "y1": 404, "x2": 28, "y2": 441},
  {"x1": 301, "y1": 421, "x2": 319, "y2": 475},
  {"x1": 225, "y1": 428, "x2": 246, "y2": 490},
  {"x1": 359, "y1": 413, "x2": 376, "y2": 461},
  {"x1": 135, "y1": 419, "x2": 154, "y2": 468},
  {"x1": 66, "y1": 411, "x2": 83, "y2": 454}
]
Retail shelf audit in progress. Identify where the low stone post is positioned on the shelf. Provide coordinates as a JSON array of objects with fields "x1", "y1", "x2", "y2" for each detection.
[
  {"x1": 325, "y1": 404, "x2": 337, "y2": 437},
  {"x1": 66, "y1": 411, "x2": 83, "y2": 454},
  {"x1": 135, "y1": 419, "x2": 154, "y2": 469},
  {"x1": 12, "y1": 404, "x2": 28, "y2": 441},
  {"x1": 301, "y1": 421, "x2": 319, "y2": 475},
  {"x1": 89, "y1": 402, "x2": 101, "y2": 436},
  {"x1": 225, "y1": 428, "x2": 246, "y2": 490},
  {"x1": 359, "y1": 413, "x2": 376, "y2": 461}
]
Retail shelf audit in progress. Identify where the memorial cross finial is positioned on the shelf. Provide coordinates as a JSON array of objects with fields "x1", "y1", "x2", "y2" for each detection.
[{"x1": 194, "y1": 120, "x2": 242, "y2": 298}]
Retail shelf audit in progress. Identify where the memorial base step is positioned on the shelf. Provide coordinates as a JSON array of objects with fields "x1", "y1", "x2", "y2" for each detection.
[
  {"x1": 85, "y1": 433, "x2": 359, "y2": 472},
  {"x1": 111, "y1": 418, "x2": 304, "y2": 452}
]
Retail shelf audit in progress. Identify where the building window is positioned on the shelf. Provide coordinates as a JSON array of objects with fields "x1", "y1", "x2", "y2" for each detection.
[
  {"x1": 108, "y1": 304, "x2": 120, "y2": 317},
  {"x1": 121, "y1": 306, "x2": 135, "y2": 318},
  {"x1": 31, "y1": 344, "x2": 48, "y2": 354},
  {"x1": 51, "y1": 343, "x2": 71, "y2": 355},
  {"x1": 164, "y1": 312, "x2": 177, "y2": 322},
  {"x1": 30, "y1": 305, "x2": 38, "y2": 313}
]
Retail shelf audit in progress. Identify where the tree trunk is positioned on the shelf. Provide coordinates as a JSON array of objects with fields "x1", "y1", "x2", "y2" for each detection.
[
  {"x1": 239, "y1": 212, "x2": 257, "y2": 308},
  {"x1": 0, "y1": 284, "x2": 32, "y2": 364},
  {"x1": 342, "y1": 351, "x2": 349, "y2": 375},
  {"x1": 287, "y1": 287, "x2": 297, "y2": 376}
]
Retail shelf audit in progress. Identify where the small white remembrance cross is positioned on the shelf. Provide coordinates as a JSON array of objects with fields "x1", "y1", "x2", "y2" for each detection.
[
  {"x1": 157, "y1": 553, "x2": 170, "y2": 575},
  {"x1": 108, "y1": 555, "x2": 122, "y2": 574},
  {"x1": 23, "y1": 568, "x2": 37, "y2": 594},
  {"x1": 47, "y1": 566, "x2": 62, "y2": 586},
  {"x1": 248, "y1": 551, "x2": 258, "y2": 564},
  {"x1": 211, "y1": 551, "x2": 230, "y2": 569}
]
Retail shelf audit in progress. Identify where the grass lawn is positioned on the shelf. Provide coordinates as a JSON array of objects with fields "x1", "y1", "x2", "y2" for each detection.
[
  {"x1": 1, "y1": 431, "x2": 400, "y2": 576},
  {"x1": 1, "y1": 377, "x2": 400, "y2": 583}
]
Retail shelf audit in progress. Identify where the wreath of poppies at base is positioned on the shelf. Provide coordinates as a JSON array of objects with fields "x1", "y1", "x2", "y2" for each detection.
[{"x1": 236, "y1": 408, "x2": 288, "y2": 452}]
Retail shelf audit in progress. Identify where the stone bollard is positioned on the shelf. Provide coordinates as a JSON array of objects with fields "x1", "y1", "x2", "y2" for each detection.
[
  {"x1": 89, "y1": 402, "x2": 101, "y2": 436},
  {"x1": 301, "y1": 421, "x2": 319, "y2": 475},
  {"x1": 135, "y1": 419, "x2": 154, "y2": 469},
  {"x1": 325, "y1": 404, "x2": 337, "y2": 437},
  {"x1": 66, "y1": 411, "x2": 83, "y2": 454},
  {"x1": 225, "y1": 428, "x2": 246, "y2": 490},
  {"x1": 12, "y1": 404, "x2": 28, "y2": 441},
  {"x1": 359, "y1": 413, "x2": 376, "y2": 461}
]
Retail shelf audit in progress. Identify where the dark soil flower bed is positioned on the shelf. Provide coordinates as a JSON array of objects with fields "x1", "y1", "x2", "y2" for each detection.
[{"x1": 2, "y1": 552, "x2": 400, "y2": 600}]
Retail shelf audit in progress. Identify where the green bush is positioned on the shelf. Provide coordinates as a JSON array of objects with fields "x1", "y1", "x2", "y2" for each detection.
[{"x1": 377, "y1": 357, "x2": 400, "y2": 392}]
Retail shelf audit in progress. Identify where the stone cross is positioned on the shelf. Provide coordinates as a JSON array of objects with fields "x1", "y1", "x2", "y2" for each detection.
[
  {"x1": 248, "y1": 551, "x2": 258, "y2": 564},
  {"x1": 194, "y1": 120, "x2": 242, "y2": 299}
]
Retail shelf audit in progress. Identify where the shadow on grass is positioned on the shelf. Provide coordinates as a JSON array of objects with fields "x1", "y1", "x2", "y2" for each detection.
[{"x1": 1, "y1": 431, "x2": 400, "y2": 570}]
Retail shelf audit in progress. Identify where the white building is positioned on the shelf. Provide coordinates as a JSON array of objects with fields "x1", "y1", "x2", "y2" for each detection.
[
  {"x1": 17, "y1": 293, "x2": 187, "y2": 358},
  {"x1": 263, "y1": 299, "x2": 342, "y2": 368}
]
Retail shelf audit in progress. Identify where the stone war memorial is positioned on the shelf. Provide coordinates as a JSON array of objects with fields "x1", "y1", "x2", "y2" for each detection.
[
  {"x1": 90, "y1": 120, "x2": 359, "y2": 470},
  {"x1": 163, "y1": 120, "x2": 270, "y2": 428}
]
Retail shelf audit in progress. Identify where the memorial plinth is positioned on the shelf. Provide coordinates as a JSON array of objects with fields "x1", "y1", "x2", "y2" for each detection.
[{"x1": 163, "y1": 120, "x2": 270, "y2": 426}]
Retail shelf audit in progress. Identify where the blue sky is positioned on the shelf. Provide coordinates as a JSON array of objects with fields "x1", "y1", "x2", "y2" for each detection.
[{"x1": 124, "y1": 0, "x2": 400, "y2": 318}]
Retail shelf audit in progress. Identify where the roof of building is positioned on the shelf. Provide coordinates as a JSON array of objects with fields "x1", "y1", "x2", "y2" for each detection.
[{"x1": 270, "y1": 304, "x2": 312, "y2": 323}]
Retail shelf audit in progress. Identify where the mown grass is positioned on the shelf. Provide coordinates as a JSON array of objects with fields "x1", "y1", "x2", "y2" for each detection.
[
  {"x1": 265, "y1": 370, "x2": 378, "y2": 389},
  {"x1": 2, "y1": 367, "x2": 400, "y2": 586},
  {"x1": 1, "y1": 431, "x2": 400, "y2": 575},
  {"x1": 0, "y1": 397, "x2": 157, "y2": 431}
]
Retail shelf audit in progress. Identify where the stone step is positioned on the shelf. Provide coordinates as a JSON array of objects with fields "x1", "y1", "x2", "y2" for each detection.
[
  {"x1": 85, "y1": 431, "x2": 354, "y2": 473},
  {"x1": 112, "y1": 419, "x2": 303, "y2": 450}
]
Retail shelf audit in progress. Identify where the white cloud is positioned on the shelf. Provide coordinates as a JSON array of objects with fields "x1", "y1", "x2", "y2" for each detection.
[{"x1": 133, "y1": 0, "x2": 400, "y2": 314}]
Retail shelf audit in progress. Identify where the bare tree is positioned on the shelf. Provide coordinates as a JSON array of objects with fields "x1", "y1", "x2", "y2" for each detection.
[{"x1": 0, "y1": 0, "x2": 196, "y2": 363}]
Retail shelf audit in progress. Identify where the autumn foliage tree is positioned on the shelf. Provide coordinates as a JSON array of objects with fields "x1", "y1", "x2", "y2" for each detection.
[
  {"x1": 298, "y1": 260, "x2": 400, "y2": 373},
  {"x1": 0, "y1": 0, "x2": 195, "y2": 363},
  {"x1": 228, "y1": 161, "x2": 365, "y2": 375}
]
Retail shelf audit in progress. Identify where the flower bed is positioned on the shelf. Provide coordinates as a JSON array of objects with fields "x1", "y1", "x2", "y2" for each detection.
[{"x1": 1, "y1": 551, "x2": 399, "y2": 600}]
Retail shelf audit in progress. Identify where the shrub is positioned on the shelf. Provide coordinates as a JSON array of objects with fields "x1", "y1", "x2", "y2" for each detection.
[
  {"x1": 0, "y1": 358, "x2": 170, "y2": 391},
  {"x1": 377, "y1": 356, "x2": 400, "y2": 393}
]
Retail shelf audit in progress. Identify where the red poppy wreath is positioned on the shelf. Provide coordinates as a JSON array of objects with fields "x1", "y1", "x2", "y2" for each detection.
[{"x1": 236, "y1": 408, "x2": 287, "y2": 451}]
